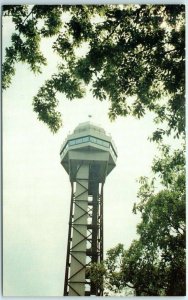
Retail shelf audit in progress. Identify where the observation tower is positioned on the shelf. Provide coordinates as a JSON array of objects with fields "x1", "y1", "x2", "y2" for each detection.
[{"x1": 60, "y1": 122, "x2": 117, "y2": 296}]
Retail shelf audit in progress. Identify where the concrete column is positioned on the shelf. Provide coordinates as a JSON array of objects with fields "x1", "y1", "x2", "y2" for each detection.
[{"x1": 69, "y1": 164, "x2": 89, "y2": 296}]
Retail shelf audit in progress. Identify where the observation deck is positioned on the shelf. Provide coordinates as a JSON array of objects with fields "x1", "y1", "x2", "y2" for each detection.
[{"x1": 60, "y1": 122, "x2": 117, "y2": 182}]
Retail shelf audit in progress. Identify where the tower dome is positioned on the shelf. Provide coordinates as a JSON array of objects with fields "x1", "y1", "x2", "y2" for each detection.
[{"x1": 73, "y1": 121, "x2": 106, "y2": 134}]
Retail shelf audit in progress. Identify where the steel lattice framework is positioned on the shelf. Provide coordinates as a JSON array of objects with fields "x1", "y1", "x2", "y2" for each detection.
[
  {"x1": 64, "y1": 163, "x2": 104, "y2": 296},
  {"x1": 60, "y1": 122, "x2": 117, "y2": 296}
]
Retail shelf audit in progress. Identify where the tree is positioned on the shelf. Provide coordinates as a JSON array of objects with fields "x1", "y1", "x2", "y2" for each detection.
[
  {"x1": 104, "y1": 243, "x2": 134, "y2": 296},
  {"x1": 86, "y1": 262, "x2": 106, "y2": 295},
  {"x1": 103, "y1": 145, "x2": 185, "y2": 296},
  {"x1": 88, "y1": 244, "x2": 134, "y2": 296},
  {"x1": 2, "y1": 5, "x2": 185, "y2": 135}
]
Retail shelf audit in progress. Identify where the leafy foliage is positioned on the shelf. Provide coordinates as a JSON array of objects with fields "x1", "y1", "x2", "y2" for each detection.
[
  {"x1": 104, "y1": 244, "x2": 125, "y2": 294},
  {"x1": 88, "y1": 245, "x2": 134, "y2": 296},
  {"x1": 102, "y1": 145, "x2": 185, "y2": 296},
  {"x1": 86, "y1": 262, "x2": 106, "y2": 292},
  {"x1": 2, "y1": 5, "x2": 185, "y2": 134}
]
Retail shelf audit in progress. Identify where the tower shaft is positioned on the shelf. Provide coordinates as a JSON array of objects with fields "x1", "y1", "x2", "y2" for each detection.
[{"x1": 64, "y1": 162, "x2": 103, "y2": 296}]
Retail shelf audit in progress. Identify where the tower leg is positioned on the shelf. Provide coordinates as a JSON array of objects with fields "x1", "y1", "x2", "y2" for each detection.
[
  {"x1": 64, "y1": 182, "x2": 74, "y2": 296},
  {"x1": 90, "y1": 181, "x2": 99, "y2": 295}
]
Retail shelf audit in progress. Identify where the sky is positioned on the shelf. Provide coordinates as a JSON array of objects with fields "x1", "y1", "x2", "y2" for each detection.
[{"x1": 2, "y1": 6, "x2": 183, "y2": 297}]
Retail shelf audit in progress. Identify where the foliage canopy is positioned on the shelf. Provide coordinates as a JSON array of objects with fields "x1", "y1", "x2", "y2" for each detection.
[
  {"x1": 3, "y1": 5, "x2": 185, "y2": 135},
  {"x1": 99, "y1": 145, "x2": 185, "y2": 296}
]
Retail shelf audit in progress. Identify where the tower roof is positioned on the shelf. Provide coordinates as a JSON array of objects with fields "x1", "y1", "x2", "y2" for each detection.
[{"x1": 73, "y1": 121, "x2": 106, "y2": 135}]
